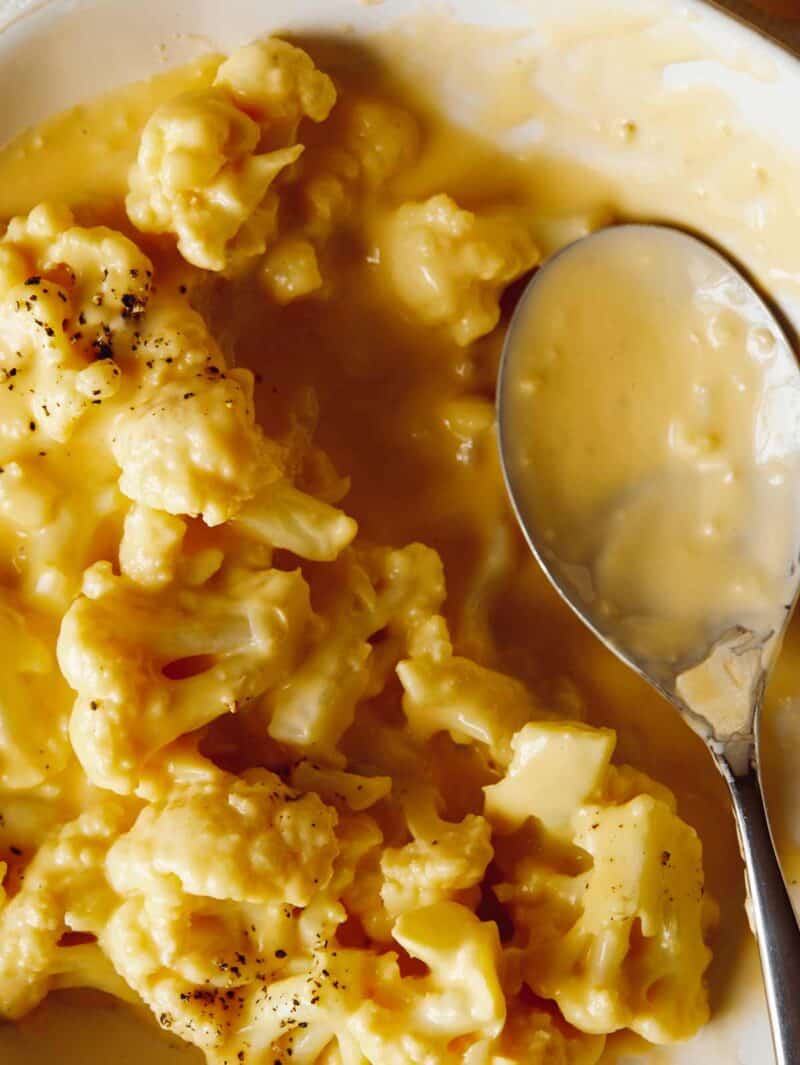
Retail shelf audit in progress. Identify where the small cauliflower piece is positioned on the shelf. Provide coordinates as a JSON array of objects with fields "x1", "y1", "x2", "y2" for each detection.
[
  {"x1": 214, "y1": 38, "x2": 336, "y2": 138},
  {"x1": 290, "y1": 761, "x2": 392, "y2": 812},
  {"x1": 557, "y1": 796, "x2": 712, "y2": 1043},
  {"x1": 119, "y1": 504, "x2": 186, "y2": 588},
  {"x1": 127, "y1": 39, "x2": 335, "y2": 272},
  {"x1": 233, "y1": 477, "x2": 357, "y2": 560},
  {"x1": 127, "y1": 90, "x2": 301, "y2": 271},
  {"x1": 0, "y1": 207, "x2": 152, "y2": 447},
  {"x1": 397, "y1": 650, "x2": 538, "y2": 768},
  {"x1": 339, "y1": 96, "x2": 419, "y2": 188},
  {"x1": 484, "y1": 722, "x2": 616, "y2": 837},
  {"x1": 392, "y1": 903, "x2": 506, "y2": 1039},
  {"x1": 107, "y1": 767, "x2": 338, "y2": 907},
  {"x1": 57, "y1": 560, "x2": 312, "y2": 793},
  {"x1": 492, "y1": 999, "x2": 606, "y2": 1065},
  {"x1": 0, "y1": 802, "x2": 132, "y2": 1019},
  {"x1": 267, "y1": 543, "x2": 445, "y2": 755},
  {"x1": 380, "y1": 796, "x2": 493, "y2": 918},
  {"x1": 260, "y1": 237, "x2": 323, "y2": 304},
  {"x1": 229, "y1": 947, "x2": 372, "y2": 1065},
  {"x1": 348, "y1": 904, "x2": 505, "y2": 1064},
  {"x1": 384, "y1": 193, "x2": 539, "y2": 345},
  {"x1": 111, "y1": 368, "x2": 280, "y2": 526},
  {"x1": 100, "y1": 761, "x2": 341, "y2": 1054},
  {"x1": 0, "y1": 595, "x2": 72, "y2": 789}
]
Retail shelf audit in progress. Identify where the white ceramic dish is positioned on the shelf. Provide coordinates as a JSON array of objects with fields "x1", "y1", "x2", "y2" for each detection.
[{"x1": 2, "y1": 0, "x2": 800, "y2": 1062}]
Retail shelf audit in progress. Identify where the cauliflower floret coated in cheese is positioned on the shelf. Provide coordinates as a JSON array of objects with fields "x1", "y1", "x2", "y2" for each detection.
[
  {"x1": 233, "y1": 476, "x2": 357, "y2": 561},
  {"x1": 267, "y1": 542, "x2": 445, "y2": 756},
  {"x1": 57, "y1": 560, "x2": 312, "y2": 793},
  {"x1": 290, "y1": 761, "x2": 392, "y2": 812},
  {"x1": 296, "y1": 96, "x2": 419, "y2": 247},
  {"x1": 127, "y1": 39, "x2": 335, "y2": 272},
  {"x1": 484, "y1": 722, "x2": 616, "y2": 837},
  {"x1": 492, "y1": 728, "x2": 715, "y2": 1044},
  {"x1": 126, "y1": 92, "x2": 300, "y2": 271},
  {"x1": 234, "y1": 904, "x2": 504, "y2": 1065},
  {"x1": 111, "y1": 367, "x2": 280, "y2": 526},
  {"x1": 98, "y1": 760, "x2": 340, "y2": 1052},
  {"x1": 492, "y1": 999, "x2": 606, "y2": 1065},
  {"x1": 0, "y1": 205, "x2": 152, "y2": 448},
  {"x1": 118, "y1": 504, "x2": 186, "y2": 588},
  {"x1": 397, "y1": 648, "x2": 540, "y2": 768},
  {"x1": 340, "y1": 96, "x2": 420, "y2": 188},
  {"x1": 349, "y1": 903, "x2": 505, "y2": 1064},
  {"x1": 553, "y1": 795, "x2": 713, "y2": 1043},
  {"x1": 0, "y1": 803, "x2": 134, "y2": 1020},
  {"x1": 214, "y1": 38, "x2": 336, "y2": 138},
  {"x1": 107, "y1": 766, "x2": 338, "y2": 907},
  {"x1": 260, "y1": 237, "x2": 323, "y2": 304},
  {"x1": 384, "y1": 193, "x2": 539, "y2": 345},
  {"x1": 380, "y1": 791, "x2": 493, "y2": 918}
]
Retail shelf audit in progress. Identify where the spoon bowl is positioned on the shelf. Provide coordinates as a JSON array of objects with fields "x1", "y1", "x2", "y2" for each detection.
[{"x1": 497, "y1": 222, "x2": 800, "y2": 1065}]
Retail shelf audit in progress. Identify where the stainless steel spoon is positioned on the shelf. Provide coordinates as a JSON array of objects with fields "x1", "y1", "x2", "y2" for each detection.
[{"x1": 497, "y1": 223, "x2": 800, "y2": 1065}]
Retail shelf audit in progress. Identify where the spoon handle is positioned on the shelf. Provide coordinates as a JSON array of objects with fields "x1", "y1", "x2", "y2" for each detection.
[{"x1": 728, "y1": 765, "x2": 800, "y2": 1065}]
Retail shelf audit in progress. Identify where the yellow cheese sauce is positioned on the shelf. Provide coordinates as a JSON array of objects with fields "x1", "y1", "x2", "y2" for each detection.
[{"x1": 0, "y1": 15, "x2": 798, "y2": 1065}]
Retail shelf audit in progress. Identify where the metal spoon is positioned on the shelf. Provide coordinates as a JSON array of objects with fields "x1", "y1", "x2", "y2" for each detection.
[{"x1": 497, "y1": 223, "x2": 800, "y2": 1065}]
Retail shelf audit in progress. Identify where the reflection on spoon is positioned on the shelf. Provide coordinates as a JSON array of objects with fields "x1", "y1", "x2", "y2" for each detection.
[{"x1": 497, "y1": 223, "x2": 800, "y2": 1065}]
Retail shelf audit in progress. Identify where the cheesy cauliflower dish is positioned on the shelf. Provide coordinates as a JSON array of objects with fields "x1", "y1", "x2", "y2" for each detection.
[{"x1": 0, "y1": 37, "x2": 716, "y2": 1065}]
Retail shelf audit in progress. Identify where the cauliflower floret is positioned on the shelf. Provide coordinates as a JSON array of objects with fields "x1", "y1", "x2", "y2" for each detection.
[
  {"x1": 380, "y1": 792, "x2": 493, "y2": 918},
  {"x1": 339, "y1": 96, "x2": 419, "y2": 188},
  {"x1": 111, "y1": 367, "x2": 280, "y2": 526},
  {"x1": 558, "y1": 796, "x2": 712, "y2": 1042},
  {"x1": 0, "y1": 206, "x2": 152, "y2": 447},
  {"x1": 496, "y1": 767, "x2": 715, "y2": 1044},
  {"x1": 349, "y1": 903, "x2": 505, "y2": 1064},
  {"x1": 127, "y1": 90, "x2": 301, "y2": 271},
  {"x1": 383, "y1": 193, "x2": 539, "y2": 345},
  {"x1": 290, "y1": 761, "x2": 392, "y2": 812},
  {"x1": 260, "y1": 237, "x2": 323, "y2": 304},
  {"x1": 397, "y1": 650, "x2": 539, "y2": 768},
  {"x1": 294, "y1": 96, "x2": 418, "y2": 247},
  {"x1": 214, "y1": 38, "x2": 336, "y2": 137},
  {"x1": 484, "y1": 722, "x2": 616, "y2": 837},
  {"x1": 233, "y1": 477, "x2": 357, "y2": 560},
  {"x1": 99, "y1": 760, "x2": 340, "y2": 1052},
  {"x1": 491, "y1": 998, "x2": 606, "y2": 1065},
  {"x1": 107, "y1": 766, "x2": 338, "y2": 907},
  {"x1": 0, "y1": 595, "x2": 72, "y2": 788},
  {"x1": 0, "y1": 802, "x2": 132, "y2": 1019},
  {"x1": 127, "y1": 39, "x2": 335, "y2": 272},
  {"x1": 234, "y1": 904, "x2": 503, "y2": 1065},
  {"x1": 118, "y1": 504, "x2": 186, "y2": 588},
  {"x1": 227, "y1": 947, "x2": 373, "y2": 1065},
  {"x1": 267, "y1": 543, "x2": 445, "y2": 755},
  {"x1": 57, "y1": 560, "x2": 312, "y2": 793}
]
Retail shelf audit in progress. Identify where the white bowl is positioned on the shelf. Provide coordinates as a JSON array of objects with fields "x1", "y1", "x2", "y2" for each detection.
[{"x1": 1, "y1": 1, "x2": 799, "y2": 1062}]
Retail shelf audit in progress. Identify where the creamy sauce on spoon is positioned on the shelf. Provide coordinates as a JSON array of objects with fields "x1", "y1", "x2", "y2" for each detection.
[{"x1": 501, "y1": 225, "x2": 800, "y2": 734}]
